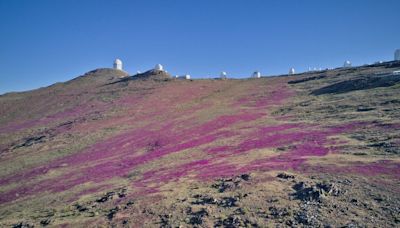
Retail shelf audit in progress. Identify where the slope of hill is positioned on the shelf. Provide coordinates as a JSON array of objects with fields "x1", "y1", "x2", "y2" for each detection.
[{"x1": 1, "y1": 63, "x2": 400, "y2": 227}]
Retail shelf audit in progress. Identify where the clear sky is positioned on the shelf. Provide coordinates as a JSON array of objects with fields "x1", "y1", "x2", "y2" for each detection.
[{"x1": 0, "y1": 0, "x2": 399, "y2": 94}]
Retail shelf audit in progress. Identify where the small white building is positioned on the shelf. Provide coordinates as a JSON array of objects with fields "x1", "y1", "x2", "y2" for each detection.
[
  {"x1": 220, "y1": 71, "x2": 227, "y2": 79},
  {"x1": 177, "y1": 74, "x2": 191, "y2": 80},
  {"x1": 289, "y1": 68, "x2": 295, "y2": 75},
  {"x1": 113, "y1": 59, "x2": 123, "y2": 70},
  {"x1": 252, "y1": 71, "x2": 261, "y2": 78},
  {"x1": 155, "y1": 64, "x2": 164, "y2": 71},
  {"x1": 344, "y1": 60, "x2": 352, "y2": 68},
  {"x1": 395, "y1": 49, "x2": 400, "y2": 61}
]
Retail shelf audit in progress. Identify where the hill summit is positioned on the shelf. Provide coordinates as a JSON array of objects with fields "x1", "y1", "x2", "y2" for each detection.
[
  {"x1": 84, "y1": 68, "x2": 129, "y2": 78},
  {"x1": 134, "y1": 69, "x2": 172, "y2": 80}
]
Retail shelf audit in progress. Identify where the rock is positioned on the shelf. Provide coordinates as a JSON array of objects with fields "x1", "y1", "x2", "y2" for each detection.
[
  {"x1": 211, "y1": 174, "x2": 250, "y2": 193},
  {"x1": 13, "y1": 135, "x2": 46, "y2": 149},
  {"x1": 288, "y1": 75, "x2": 326, "y2": 84},
  {"x1": 96, "y1": 191, "x2": 115, "y2": 203},
  {"x1": 189, "y1": 216, "x2": 202, "y2": 225},
  {"x1": 40, "y1": 218, "x2": 52, "y2": 226},
  {"x1": 311, "y1": 74, "x2": 400, "y2": 95},
  {"x1": 373, "y1": 196, "x2": 384, "y2": 203},
  {"x1": 12, "y1": 222, "x2": 34, "y2": 228},
  {"x1": 215, "y1": 215, "x2": 255, "y2": 227},
  {"x1": 357, "y1": 106, "x2": 375, "y2": 112},
  {"x1": 158, "y1": 214, "x2": 170, "y2": 227},
  {"x1": 292, "y1": 181, "x2": 341, "y2": 202},
  {"x1": 295, "y1": 211, "x2": 311, "y2": 225},
  {"x1": 74, "y1": 203, "x2": 88, "y2": 212},
  {"x1": 107, "y1": 207, "x2": 119, "y2": 220},
  {"x1": 368, "y1": 141, "x2": 398, "y2": 154},
  {"x1": 269, "y1": 206, "x2": 290, "y2": 218},
  {"x1": 134, "y1": 69, "x2": 172, "y2": 81},
  {"x1": 126, "y1": 200, "x2": 134, "y2": 207},
  {"x1": 187, "y1": 208, "x2": 208, "y2": 225},
  {"x1": 294, "y1": 204, "x2": 322, "y2": 227},
  {"x1": 240, "y1": 174, "x2": 251, "y2": 181},
  {"x1": 316, "y1": 182, "x2": 341, "y2": 196},
  {"x1": 192, "y1": 195, "x2": 217, "y2": 205},
  {"x1": 218, "y1": 197, "x2": 238, "y2": 208},
  {"x1": 277, "y1": 173, "x2": 295, "y2": 179},
  {"x1": 118, "y1": 188, "x2": 127, "y2": 198},
  {"x1": 212, "y1": 180, "x2": 236, "y2": 193}
]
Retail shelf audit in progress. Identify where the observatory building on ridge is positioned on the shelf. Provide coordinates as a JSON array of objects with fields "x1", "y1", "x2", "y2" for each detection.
[
  {"x1": 155, "y1": 64, "x2": 164, "y2": 71},
  {"x1": 113, "y1": 59, "x2": 123, "y2": 70},
  {"x1": 344, "y1": 60, "x2": 352, "y2": 68},
  {"x1": 176, "y1": 74, "x2": 191, "y2": 80},
  {"x1": 395, "y1": 49, "x2": 400, "y2": 61},
  {"x1": 289, "y1": 68, "x2": 295, "y2": 75},
  {"x1": 220, "y1": 72, "x2": 227, "y2": 79},
  {"x1": 252, "y1": 71, "x2": 261, "y2": 78}
]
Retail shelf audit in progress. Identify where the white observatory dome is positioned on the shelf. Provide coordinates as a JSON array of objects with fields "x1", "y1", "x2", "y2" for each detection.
[
  {"x1": 395, "y1": 49, "x2": 400, "y2": 61},
  {"x1": 155, "y1": 64, "x2": 164, "y2": 71},
  {"x1": 220, "y1": 71, "x2": 227, "y2": 79},
  {"x1": 289, "y1": 68, "x2": 295, "y2": 75},
  {"x1": 113, "y1": 59, "x2": 123, "y2": 70},
  {"x1": 252, "y1": 71, "x2": 261, "y2": 78},
  {"x1": 344, "y1": 60, "x2": 352, "y2": 68}
]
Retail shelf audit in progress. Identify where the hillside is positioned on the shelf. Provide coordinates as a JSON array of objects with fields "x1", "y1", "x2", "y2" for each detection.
[{"x1": 1, "y1": 63, "x2": 400, "y2": 227}]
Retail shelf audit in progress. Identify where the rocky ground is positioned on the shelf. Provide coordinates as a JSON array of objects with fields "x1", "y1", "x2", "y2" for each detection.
[{"x1": 0, "y1": 62, "x2": 399, "y2": 227}]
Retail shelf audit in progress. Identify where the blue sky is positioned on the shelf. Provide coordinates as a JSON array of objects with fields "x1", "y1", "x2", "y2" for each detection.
[{"x1": 0, "y1": 0, "x2": 399, "y2": 94}]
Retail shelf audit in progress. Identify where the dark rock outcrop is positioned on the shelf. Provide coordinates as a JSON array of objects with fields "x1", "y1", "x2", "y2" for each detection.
[{"x1": 311, "y1": 74, "x2": 400, "y2": 95}]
